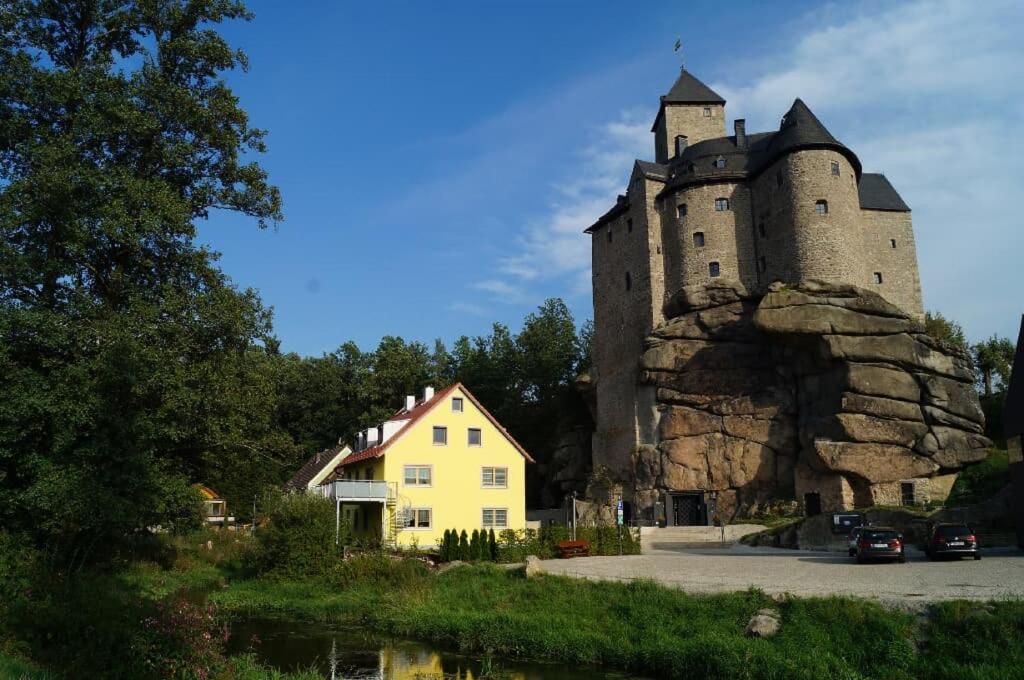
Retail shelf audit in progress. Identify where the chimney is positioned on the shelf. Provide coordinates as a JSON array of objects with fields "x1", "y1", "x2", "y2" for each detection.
[
  {"x1": 734, "y1": 119, "x2": 747, "y2": 150},
  {"x1": 423, "y1": 386, "x2": 435, "y2": 402},
  {"x1": 404, "y1": 395, "x2": 415, "y2": 411},
  {"x1": 675, "y1": 135, "x2": 688, "y2": 157}
]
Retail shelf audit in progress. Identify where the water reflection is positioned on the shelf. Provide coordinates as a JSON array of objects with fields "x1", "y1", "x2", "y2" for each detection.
[{"x1": 228, "y1": 618, "x2": 647, "y2": 680}]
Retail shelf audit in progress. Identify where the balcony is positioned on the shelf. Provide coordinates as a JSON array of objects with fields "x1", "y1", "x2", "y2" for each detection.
[{"x1": 319, "y1": 480, "x2": 395, "y2": 503}]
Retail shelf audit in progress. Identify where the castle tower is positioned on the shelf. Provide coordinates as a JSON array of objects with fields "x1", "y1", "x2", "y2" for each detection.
[{"x1": 652, "y1": 69, "x2": 727, "y2": 164}]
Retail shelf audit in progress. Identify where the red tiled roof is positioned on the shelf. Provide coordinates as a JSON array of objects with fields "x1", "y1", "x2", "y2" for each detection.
[{"x1": 338, "y1": 383, "x2": 535, "y2": 467}]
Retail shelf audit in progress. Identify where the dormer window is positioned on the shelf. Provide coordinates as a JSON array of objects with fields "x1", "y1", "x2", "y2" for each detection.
[
  {"x1": 713, "y1": 156, "x2": 726, "y2": 169},
  {"x1": 703, "y1": 106, "x2": 712, "y2": 117},
  {"x1": 815, "y1": 200, "x2": 829, "y2": 215},
  {"x1": 714, "y1": 197, "x2": 729, "y2": 211},
  {"x1": 693, "y1": 232, "x2": 705, "y2": 248}
]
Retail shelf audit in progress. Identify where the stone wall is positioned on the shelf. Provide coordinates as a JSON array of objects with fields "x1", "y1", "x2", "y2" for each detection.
[
  {"x1": 654, "y1": 103, "x2": 726, "y2": 163},
  {"x1": 859, "y1": 209, "x2": 924, "y2": 319},
  {"x1": 632, "y1": 280, "x2": 990, "y2": 518}
]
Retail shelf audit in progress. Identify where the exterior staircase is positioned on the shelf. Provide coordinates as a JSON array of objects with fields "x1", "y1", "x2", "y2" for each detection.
[{"x1": 640, "y1": 524, "x2": 765, "y2": 552}]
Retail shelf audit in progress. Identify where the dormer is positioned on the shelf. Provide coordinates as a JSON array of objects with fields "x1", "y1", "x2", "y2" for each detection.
[{"x1": 652, "y1": 69, "x2": 727, "y2": 164}]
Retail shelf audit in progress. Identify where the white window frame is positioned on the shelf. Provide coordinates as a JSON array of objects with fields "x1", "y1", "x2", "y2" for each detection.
[
  {"x1": 482, "y1": 467, "x2": 508, "y2": 489},
  {"x1": 432, "y1": 426, "x2": 447, "y2": 445},
  {"x1": 403, "y1": 465, "x2": 432, "y2": 487},
  {"x1": 404, "y1": 507, "x2": 432, "y2": 530},
  {"x1": 451, "y1": 397, "x2": 464, "y2": 413},
  {"x1": 482, "y1": 507, "x2": 508, "y2": 529}
]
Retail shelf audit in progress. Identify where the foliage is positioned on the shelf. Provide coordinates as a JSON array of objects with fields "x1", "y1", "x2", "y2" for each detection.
[
  {"x1": 924, "y1": 311, "x2": 969, "y2": 352},
  {"x1": 330, "y1": 552, "x2": 430, "y2": 590},
  {"x1": 971, "y1": 335, "x2": 1015, "y2": 396},
  {"x1": 248, "y1": 492, "x2": 343, "y2": 577},
  {"x1": 458, "y1": 530, "x2": 470, "y2": 561},
  {"x1": 948, "y1": 449, "x2": 1010, "y2": 506}
]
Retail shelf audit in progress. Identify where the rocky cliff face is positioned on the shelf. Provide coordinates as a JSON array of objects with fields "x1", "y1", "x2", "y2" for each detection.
[{"x1": 635, "y1": 280, "x2": 990, "y2": 518}]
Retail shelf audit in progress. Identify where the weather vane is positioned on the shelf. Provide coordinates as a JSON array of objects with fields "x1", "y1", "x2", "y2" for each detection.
[{"x1": 675, "y1": 37, "x2": 683, "y2": 70}]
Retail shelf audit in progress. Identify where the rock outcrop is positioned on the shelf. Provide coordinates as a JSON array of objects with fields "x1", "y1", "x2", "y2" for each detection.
[{"x1": 636, "y1": 280, "x2": 990, "y2": 517}]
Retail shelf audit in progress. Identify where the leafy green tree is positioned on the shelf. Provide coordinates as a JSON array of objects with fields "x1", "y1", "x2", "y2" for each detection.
[
  {"x1": 0, "y1": 0, "x2": 284, "y2": 562},
  {"x1": 972, "y1": 335, "x2": 1016, "y2": 397},
  {"x1": 924, "y1": 311, "x2": 968, "y2": 352}
]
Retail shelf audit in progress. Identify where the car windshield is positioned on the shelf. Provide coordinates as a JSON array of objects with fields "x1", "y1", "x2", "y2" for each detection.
[
  {"x1": 936, "y1": 526, "x2": 970, "y2": 537},
  {"x1": 862, "y1": 530, "x2": 899, "y2": 541}
]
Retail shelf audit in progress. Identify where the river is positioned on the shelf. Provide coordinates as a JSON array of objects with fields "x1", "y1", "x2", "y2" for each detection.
[{"x1": 227, "y1": 618, "x2": 650, "y2": 680}]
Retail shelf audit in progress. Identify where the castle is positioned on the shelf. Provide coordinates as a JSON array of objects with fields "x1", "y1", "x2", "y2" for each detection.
[{"x1": 585, "y1": 68, "x2": 955, "y2": 517}]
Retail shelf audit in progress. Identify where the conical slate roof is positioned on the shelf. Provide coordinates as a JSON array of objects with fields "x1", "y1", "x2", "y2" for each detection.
[
  {"x1": 1004, "y1": 315, "x2": 1024, "y2": 439},
  {"x1": 764, "y1": 98, "x2": 861, "y2": 176},
  {"x1": 661, "y1": 69, "x2": 726, "y2": 104}
]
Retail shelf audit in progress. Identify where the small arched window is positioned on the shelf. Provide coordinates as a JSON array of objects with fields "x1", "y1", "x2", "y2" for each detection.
[
  {"x1": 715, "y1": 197, "x2": 729, "y2": 211},
  {"x1": 625, "y1": 272, "x2": 632, "y2": 291},
  {"x1": 873, "y1": 272, "x2": 883, "y2": 284},
  {"x1": 677, "y1": 204, "x2": 687, "y2": 221},
  {"x1": 693, "y1": 232, "x2": 705, "y2": 248},
  {"x1": 709, "y1": 262, "x2": 721, "y2": 278},
  {"x1": 815, "y1": 200, "x2": 829, "y2": 215}
]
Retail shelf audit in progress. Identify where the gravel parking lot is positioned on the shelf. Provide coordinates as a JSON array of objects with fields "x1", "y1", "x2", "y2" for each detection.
[{"x1": 540, "y1": 544, "x2": 1024, "y2": 604}]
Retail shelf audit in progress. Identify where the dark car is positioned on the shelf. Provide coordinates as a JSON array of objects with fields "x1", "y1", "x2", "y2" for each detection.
[
  {"x1": 925, "y1": 523, "x2": 981, "y2": 560},
  {"x1": 854, "y1": 527, "x2": 906, "y2": 563}
]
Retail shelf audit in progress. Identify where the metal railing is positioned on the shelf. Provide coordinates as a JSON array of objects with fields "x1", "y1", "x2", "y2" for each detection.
[{"x1": 319, "y1": 480, "x2": 395, "y2": 503}]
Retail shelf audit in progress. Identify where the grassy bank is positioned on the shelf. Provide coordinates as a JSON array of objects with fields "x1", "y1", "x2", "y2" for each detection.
[
  {"x1": 0, "y1": 652, "x2": 55, "y2": 679},
  {"x1": 198, "y1": 560, "x2": 1024, "y2": 680}
]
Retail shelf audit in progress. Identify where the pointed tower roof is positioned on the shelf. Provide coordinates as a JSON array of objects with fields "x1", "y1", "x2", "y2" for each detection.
[
  {"x1": 1004, "y1": 315, "x2": 1024, "y2": 439},
  {"x1": 662, "y1": 68, "x2": 726, "y2": 104},
  {"x1": 766, "y1": 98, "x2": 862, "y2": 177}
]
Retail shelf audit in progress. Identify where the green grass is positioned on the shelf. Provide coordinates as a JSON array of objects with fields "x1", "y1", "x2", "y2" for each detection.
[
  {"x1": 0, "y1": 652, "x2": 55, "y2": 680},
  {"x1": 199, "y1": 561, "x2": 1024, "y2": 680}
]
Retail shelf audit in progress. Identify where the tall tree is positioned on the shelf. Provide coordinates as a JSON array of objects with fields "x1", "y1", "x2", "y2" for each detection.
[
  {"x1": 972, "y1": 335, "x2": 1016, "y2": 397},
  {"x1": 0, "y1": 0, "x2": 283, "y2": 561}
]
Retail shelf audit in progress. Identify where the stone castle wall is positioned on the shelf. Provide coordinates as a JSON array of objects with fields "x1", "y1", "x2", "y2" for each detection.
[
  {"x1": 858, "y1": 209, "x2": 924, "y2": 320},
  {"x1": 654, "y1": 104, "x2": 725, "y2": 163}
]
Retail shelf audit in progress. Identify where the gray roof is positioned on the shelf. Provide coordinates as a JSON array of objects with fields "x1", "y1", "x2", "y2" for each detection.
[
  {"x1": 636, "y1": 160, "x2": 669, "y2": 180},
  {"x1": 1004, "y1": 316, "x2": 1024, "y2": 439},
  {"x1": 283, "y1": 444, "x2": 345, "y2": 491},
  {"x1": 662, "y1": 69, "x2": 726, "y2": 105},
  {"x1": 858, "y1": 174, "x2": 910, "y2": 212}
]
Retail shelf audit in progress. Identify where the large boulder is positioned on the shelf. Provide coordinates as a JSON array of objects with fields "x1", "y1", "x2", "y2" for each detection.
[{"x1": 630, "y1": 280, "x2": 991, "y2": 518}]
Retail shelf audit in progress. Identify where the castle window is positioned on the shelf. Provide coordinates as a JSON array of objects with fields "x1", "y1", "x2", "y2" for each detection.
[
  {"x1": 714, "y1": 197, "x2": 729, "y2": 211},
  {"x1": 831, "y1": 161, "x2": 840, "y2": 176},
  {"x1": 873, "y1": 272, "x2": 883, "y2": 284},
  {"x1": 625, "y1": 272, "x2": 632, "y2": 291},
  {"x1": 758, "y1": 222, "x2": 766, "y2": 238},
  {"x1": 703, "y1": 106, "x2": 712, "y2": 117},
  {"x1": 890, "y1": 239, "x2": 897, "y2": 249},
  {"x1": 693, "y1": 232, "x2": 705, "y2": 248},
  {"x1": 776, "y1": 171, "x2": 783, "y2": 188},
  {"x1": 758, "y1": 256, "x2": 767, "y2": 272},
  {"x1": 709, "y1": 261, "x2": 721, "y2": 278},
  {"x1": 815, "y1": 200, "x2": 829, "y2": 215},
  {"x1": 677, "y1": 204, "x2": 687, "y2": 221},
  {"x1": 713, "y1": 156, "x2": 726, "y2": 169}
]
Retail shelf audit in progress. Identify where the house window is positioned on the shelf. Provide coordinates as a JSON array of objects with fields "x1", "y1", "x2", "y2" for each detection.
[
  {"x1": 890, "y1": 239, "x2": 897, "y2": 249},
  {"x1": 432, "y1": 426, "x2": 447, "y2": 445},
  {"x1": 758, "y1": 256, "x2": 766, "y2": 272},
  {"x1": 713, "y1": 156, "x2": 726, "y2": 169},
  {"x1": 873, "y1": 272, "x2": 883, "y2": 284},
  {"x1": 758, "y1": 222, "x2": 766, "y2": 238},
  {"x1": 709, "y1": 261, "x2": 721, "y2": 278},
  {"x1": 468, "y1": 428, "x2": 482, "y2": 446},
  {"x1": 405, "y1": 507, "x2": 432, "y2": 529},
  {"x1": 693, "y1": 232, "x2": 705, "y2": 248},
  {"x1": 703, "y1": 106, "x2": 712, "y2": 117},
  {"x1": 482, "y1": 507, "x2": 509, "y2": 529},
  {"x1": 627, "y1": 218, "x2": 633, "y2": 233},
  {"x1": 403, "y1": 465, "x2": 431, "y2": 486},
  {"x1": 714, "y1": 197, "x2": 729, "y2": 211},
  {"x1": 205, "y1": 501, "x2": 224, "y2": 517},
  {"x1": 625, "y1": 272, "x2": 631, "y2": 291},
  {"x1": 900, "y1": 482, "x2": 915, "y2": 506},
  {"x1": 831, "y1": 161, "x2": 840, "y2": 176},
  {"x1": 677, "y1": 204, "x2": 687, "y2": 221},
  {"x1": 815, "y1": 200, "x2": 828, "y2": 214},
  {"x1": 776, "y1": 171, "x2": 783, "y2": 188},
  {"x1": 482, "y1": 467, "x2": 508, "y2": 488},
  {"x1": 451, "y1": 397, "x2": 463, "y2": 412}
]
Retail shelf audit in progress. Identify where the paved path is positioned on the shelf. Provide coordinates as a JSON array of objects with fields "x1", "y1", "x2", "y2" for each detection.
[{"x1": 540, "y1": 545, "x2": 1024, "y2": 604}]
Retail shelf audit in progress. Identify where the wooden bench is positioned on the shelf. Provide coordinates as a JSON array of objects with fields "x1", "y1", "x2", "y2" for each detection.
[{"x1": 556, "y1": 540, "x2": 590, "y2": 559}]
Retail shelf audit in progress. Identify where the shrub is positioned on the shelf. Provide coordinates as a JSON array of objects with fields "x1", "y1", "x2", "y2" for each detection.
[
  {"x1": 458, "y1": 530, "x2": 470, "y2": 561},
  {"x1": 248, "y1": 491, "x2": 344, "y2": 577},
  {"x1": 330, "y1": 553, "x2": 430, "y2": 590}
]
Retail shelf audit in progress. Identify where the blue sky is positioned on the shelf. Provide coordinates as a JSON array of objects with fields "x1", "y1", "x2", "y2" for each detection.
[{"x1": 202, "y1": 0, "x2": 1024, "y2": 356}]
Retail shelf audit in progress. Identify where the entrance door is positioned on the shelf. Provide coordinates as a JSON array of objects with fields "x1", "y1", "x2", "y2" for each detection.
[
  {"x1": 671, "y1": 493, "x2": 702, "y2": 526},
  {"x1": 804, "y1": 492, "x2": 822, "y2": 516}
]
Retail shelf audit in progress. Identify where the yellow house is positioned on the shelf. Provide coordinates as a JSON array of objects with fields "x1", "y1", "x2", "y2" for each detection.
[{"x1": 309, "y1": 383, "x2": 532, "y2": 547}]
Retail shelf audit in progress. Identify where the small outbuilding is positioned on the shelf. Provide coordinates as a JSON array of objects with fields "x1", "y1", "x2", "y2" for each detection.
[{"x1": 192, "y1": 484, "x2": 235, "y2": 526}]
